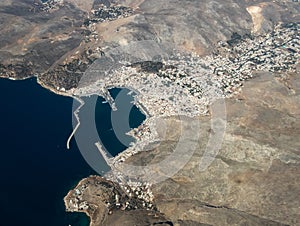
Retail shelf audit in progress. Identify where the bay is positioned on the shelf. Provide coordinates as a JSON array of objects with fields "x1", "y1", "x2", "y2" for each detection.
[
  {"x1": 0, "y1": 78, "x2": 92, "y2": 226},
  {"x1": 0, "y1": 78, "x2": 146, "y2": 226}
]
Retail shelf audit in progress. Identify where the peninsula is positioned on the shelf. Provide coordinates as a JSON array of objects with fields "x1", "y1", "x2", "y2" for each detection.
[{"x1": 0, "y1": 0, "x2": 299, "y2": 225}]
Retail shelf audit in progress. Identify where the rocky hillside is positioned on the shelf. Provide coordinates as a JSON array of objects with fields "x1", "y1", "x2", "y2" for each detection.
[
  {"x1": 0, "y1": 0, "x2": 298, "y2": 91},
  {"x1": 124, "y1": 71, "x2": 300, "y2": 226}
]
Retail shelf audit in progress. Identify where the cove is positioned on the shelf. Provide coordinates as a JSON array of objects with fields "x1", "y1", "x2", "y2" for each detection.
[{"x1": 95, "y1": 87, "x2": 146, "y2": 157}]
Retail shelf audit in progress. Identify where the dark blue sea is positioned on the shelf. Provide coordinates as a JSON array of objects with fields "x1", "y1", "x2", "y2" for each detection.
[
  {"x1": 95, "y1": 88, "x2": 146, "y2": 157},
  {"x1": 0, "y1": 78, "x2": 145, "y2": 226}
]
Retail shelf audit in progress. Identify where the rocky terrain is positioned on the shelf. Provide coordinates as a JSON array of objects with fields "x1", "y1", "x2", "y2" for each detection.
[
  {"x1": 66, "y1": 71, "x2": 300, "y2": 225},
  {"x1": 1, "y1": 0, "x2": 299, "y2": 91},
  {"x1": 134, "y1": 72, "x2": 300, "y2": 226},
  {"x1": 0, "y1": 0, "x2": 299, "y2": 226}
]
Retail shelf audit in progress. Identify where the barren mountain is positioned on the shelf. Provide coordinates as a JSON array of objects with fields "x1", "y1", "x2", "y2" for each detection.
[{"x1": 0, "y1": 0, "x2": 299, "y2": 226}]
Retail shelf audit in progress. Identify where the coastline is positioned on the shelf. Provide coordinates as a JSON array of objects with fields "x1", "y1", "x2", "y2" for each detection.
[
  {"x1": 2, "y1": 65, "x2": 299, "y2": 226},
  {"x1": 0, "y1": 76, "x2": 95, "y2": 226},
  {"x1": 22, "y1": 75, "x2": 154, "y2": 226},
  {"x1": 1, "y1": 0, "x2": 299, "y2": 225},
  {"x1": 63, "y1": 178, "x2": 94, "y2": 226},
  {"x1": 1, "y1": 40, "x2": 299, "y2": 226},
  {"x1": 0, "y1": 72, "x2": 154, "y2": 168},
  {"x1": 64, "y1": 175, "x2": 156, "y2": 226}
]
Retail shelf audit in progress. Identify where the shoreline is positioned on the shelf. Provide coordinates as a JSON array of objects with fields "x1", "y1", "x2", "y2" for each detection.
[
  {"x1": 0, "y1": 76, "x2": 96, "y2": 226},
  {"x1": 64, "y1": 175, "x2": 156, "y2": 226},
  {"x1": 0, "y1": 21, "x2": 298, "y2": 226},
  {"x1": 1, "y1": 0, "x2": 299, "y2": 224},
  {"x1": 2, "y1": 66, "x2": 299, "y2": 226},
  {"x1": 0, "y1": 74, "x2": 153, "y2": 158},
  {"x1": 0, "y1": 75, "x2": 154, "y2": 226},
  {"x1": 64, "y1": 178, "x2": 93, "y2": 226}
]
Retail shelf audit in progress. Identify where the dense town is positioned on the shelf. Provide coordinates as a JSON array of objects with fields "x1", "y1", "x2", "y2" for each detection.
[
  {"x1": 70, "y1": 22, "x2": 299, "y2": 175},
  {"x1": 74, "y1": 22, "x2": 299, "y2": 118},
  {"x1": 25, "y1": 1, "x2": 300, "y2": 221},
  {"x1": 1, "y1": 1, "x2": 299, "y2": 225}
]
